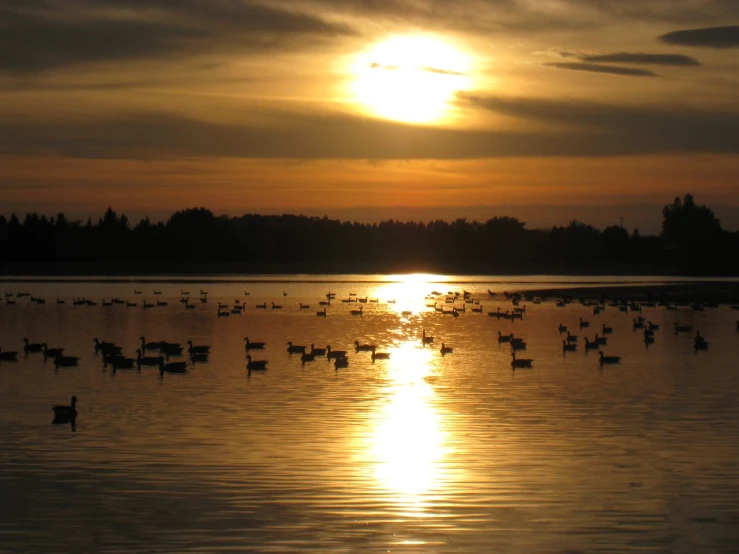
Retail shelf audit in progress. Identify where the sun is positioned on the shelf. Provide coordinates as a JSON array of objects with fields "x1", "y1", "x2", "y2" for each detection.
[{"x1": 351, "y1": 36, "x2": 472, "y2": 124}]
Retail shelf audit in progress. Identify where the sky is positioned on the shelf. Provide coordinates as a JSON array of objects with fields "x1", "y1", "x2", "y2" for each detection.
[{"x1": 1, "y1": 0, "x2": 738, "y2": 233}]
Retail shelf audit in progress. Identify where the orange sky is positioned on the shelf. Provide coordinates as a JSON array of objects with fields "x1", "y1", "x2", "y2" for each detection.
[{"x1": 1, "y1": 1, "x2": 738, "y2": 232}]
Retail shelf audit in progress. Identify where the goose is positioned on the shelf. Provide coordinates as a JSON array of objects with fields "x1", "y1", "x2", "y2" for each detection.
[
  {"x1": 143, "y1": 301, "x2": 155, "y2": 309},
  {"x1": 299, "y1": 303, "x2": 311, "y2": 310},
  {"x1": 190, "y1": 352, "x2": 209, "y2": 363},
  {"x1": 326, "y1": 345, "x2": 346, "y2": 359},
  {"x1": 6, "y1": 298, "x2": 16, "y2": 305},
  {"x1": 159, "y1": 357, "x2": 187, "y2": 374},
  {"x1": 246, "y1": 355, "x2": 268, "y2": 371},
  {"x1": 217, "y1": 311, "x2": 230, "y2": 317},
  {"x1": 316, "y1": 308, "x2": 327, "y2": 317},
  {"x1": 0, "y1": 348, "x2": 19, "y2": 361},
  {"x1": 387, "y1": 298, "x2": 396, "y2": 304},
  {"x1": 271, "y1": 302, "x2": 283, "y2": 310},
  {"x1": 153, "y1": 290, "x2": 162, "y2": 295},
  {"x1": 510, "y1": 341, "x2": 527, "y2": 351},
  {"x1": 370, "y1": 347, "x2": 390, "y2": 361},
  {"x1": 566, "y1": 331, "x2": 578, "y2": 343},
  {"x1": 594, "y1": 333, "x2": 608, "y2": 346},
  {"x1": 334, "y1": 357, "x2": 349, "y2": 369},
  {"x1": 287, "y1": 342, "x2": 306, "y2": 354},
  {"x1": 185, "y1": 303, "x2": 196, "y2": 310},
  {"x1": 111, "y1": 357, "x2": 136, "y2": 371},
  {"x1": 54, "y1": 356, "x2": 80, "y2": 368},
  {"x1": 133, "y1": 290, "x2": 142, "y2": 295},
  {"x1": 300, "y1": 352, "x2": 316, "y2": 364},
  {"x1": 422, "y1": 330, "x2": 434, "y2": 344},
  {"x1": 694, "y1": 331, "x2": 708, "y2": 351},
  {"x1": 471, "y1": 304, "x2": 483, "y2": 313},
  {"x1": 102, "y1": 299, "x2": 113, "y2": 307},
  {"x1": 23, "y1": 338, "x2": 44, "y2": 353},
  {"x1": 350, "y1": 307, "x2": 363, "y2": 316},
  {"x1": 43, "y1": 344, "x2": 65, "y2": 359},
  {"x1": 52, "y1": 396, "x2": 77, "y2": 420},
  {"x1": 647, "y1": 321, "x2": 660, "y2": 331},
  {"x1": 558, "y1": 323, "x2": 568, "y2": 333},
  {"x1": 674, "y1": 323, "x2": 692, "y2": 333},
  {"x1": 181, "y1": 290, "x2": 190, "y2": 295},
  {"x1": 599, "y1": 351, "x2": 621, "y2": 365},
  {"x1": 644, "y1": 330, "x2": 655, "y2": 345},
  {"x1": 256, "y1": 302, "x2": 267, "y2": 309},
  {"x1": 319, "y1": 299, "x2": 331, "y2": 306},
  {"x1": 56, "y1": 298, "x2": 65, "y2": 304},
  {"x1": 136, "y1": 349, "x2": 161, "y2": 367},
  {"x1": 497, "y1": 331, "x2": 513, "y2": 343},
  {"x1": 126, "y1": 301, "x2": 138, "y2": 307},
  {"x1": 156, "y1": 300, "x2": 168, "y2": 307},
  {"x1": 244, "y1": 337, "x2": 266, "y2": 350},
  {"x1": 562, "y1": 339, "x2": 577, "y2": 352},
  {"x1": 159, "y1": 344, "x2": 183, "y2": 358},
  {"x1": 139, "y1": 337, "x2": 163, "y2": 351},
  {"x1": 602, "y1": 323, "x2": 613, "y2": 335},
  {"x1": 354, "y1": 340, "x2": 376, "y2": 352},
  {"x1": 310, "y1": 344, "x2": 327, "y2": 357},
  {"x1": 283, "y1": 291, "x2": 288, "y2": 297},
  {"x1": 186, "y1": 341, "x2": 210, "y2": 355},
  {"x1": 511, "y1": 352, "x2": 533, "y2": 369},
  {"x1": 633, "y1": 319, "x2": 645, "y2": 330},
  {"x1": 584, "y1": 337, "x2": 600, "y2": 350},
  {"x1": 440, "y1": 343, "x2": 453, "y2": 355},
  {"x1": 199, "y1": 296, "x2": 208, "y2": 303},
  {"x1": 244, "y1": 291, "x2": 250, "y2": 296},
  {"x1": 579, "y1": 317, "x2": 590, "y2": 329}
]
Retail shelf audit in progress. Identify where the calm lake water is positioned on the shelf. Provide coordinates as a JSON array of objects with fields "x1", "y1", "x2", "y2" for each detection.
[{"x1": 1, "y1": 275, "x2": 738, "y2": 553}]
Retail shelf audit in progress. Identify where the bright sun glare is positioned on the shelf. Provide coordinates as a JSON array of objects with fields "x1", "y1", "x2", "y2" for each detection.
[{"x1": 352, "y1": 36, "x2": 472, "y2": 124}]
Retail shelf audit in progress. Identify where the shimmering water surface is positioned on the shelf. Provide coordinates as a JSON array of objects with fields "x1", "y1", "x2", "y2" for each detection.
[{"x1": 1, "y1": 275, "x2": 738, "y2": 553}]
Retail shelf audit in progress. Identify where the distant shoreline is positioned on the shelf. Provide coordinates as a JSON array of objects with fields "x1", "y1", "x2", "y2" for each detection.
[{"x1": 519, "y1": 282, "x2": 739, "y2": 304}]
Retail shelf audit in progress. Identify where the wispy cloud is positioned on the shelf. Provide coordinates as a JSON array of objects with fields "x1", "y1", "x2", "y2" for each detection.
[
  {"x1": 544, "y1": 62, "x2": 657, "y2": 77},
  {"x1": 659, "y1": 25, "x2": 739, "y2": 48},
  {"x1": 581, "y1": 52, "x2": 701, "y2": 66}
]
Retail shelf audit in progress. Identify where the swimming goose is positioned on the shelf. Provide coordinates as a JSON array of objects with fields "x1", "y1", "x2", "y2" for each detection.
[
  {"x1": 310, "y1": 344, "x2": 327, "y2": 357},
  {"x1": 599, "y1": 351, "x2": 621, "y2": 365},
  {"x1": 350, "y1": 307, "x2": 363, "y2": 316},
  {"x1": 272, "y1": 302, "x2": 283, "y2": 310},
  {"x1": 440, "y1": 343, "x2": 453, "y2": 355},
  {"x1": 558, "y1": 323, "x2": 568, "y2": 333},
  {"x1": 111, "y1": 357, "x2": 137, "y2": 371},
  {"x1": 511, "y1": 352, "x2": 533, "y2": 369},
  {"x1": 256, "y1": 302, "x2": 267, "y2": 309},
  {"x1": 186, "y1": 341, "x2": 210, "y2": 355},
  {"x1": 23, "y1": 338, "x2": 44, "y2": 353},
  {"x1": 674, "y1": 323, "x2": 692, "y2": 333},
  {"x1": 594, "y1": 333, "x2": 608, "y2": 346},
  {"x1": 334, "y1": 357, "x2": 349, "y2": 369},
  {"x1": 316, "y1": 308, "x2": 327, "y2": 317},
  {"x1": 510, "y1": 340, "x2": 527, "y2": 351},
  {"x1": 126, "y1": 301, "x2": 137, "y2": 307},
  {"x1": 0, "y1": 348, "x2": 19, "y2": 361},
  {"x1": 143, "y1": 301, "x2": 155, "y2": 309},
  {"x1": 647, "y1": 321, "x2": 660, "y2": 331},
  {"x1": 579, "y1": 317, "x2": 590, "y2": 329},
  {"x1": 299, "y1": 303, "x2": 311, "y2": 310},
  {"x1": 694, "y1": 331, "x2": 709, "y2": 351},
  {"x1": 52, "y1": 396, "x2": 77, "y2": 420},
  {"x1": 159, "y1": 357, "x2": 187, "y2": 374},
  {"x1": 584, "y1": 337, "x2": 600, "y2": 350},
  {"x1": 287, "y1": 342, "x2": 306, "y2": 354},
  {"x1": 153, "y1": 290, "x2": 162, "y2": 295},
  {"x1": 422, "y1": 330, "x2": 434, "y2": 344},
  {"x1": 157, "y1": 300, "x2": 168, "y2": 307},
  {"x1": 644, "y1": 330, "x2": 655, "y2": 345},
  {"x1": 56, "y1": 298, "x2": 65, "y2": 304},
  {"x1": 471, "y1": 304, "x2": 483, "y2": 313},
  {"x1": 136, "y1": 350, "x2": 161, "y2": 367},
  {"x1": 190, "y1": 352, "x2": 209, "y2": 363},
  {"x1": 602, "y1": 323, "x2": 613, "y2": 335},
  {"x1": 354, "y1": 340, "x2": 376, "y2": 352},
  {"x1": 54, "y1": 356, "x2": 80, "y2": 368},
  {"x1": 326, "y1": 345, "x2": 346, "y2": 359},
  {"x1": 139, "y1": 337, "x2": 164, "y2": 351},
  {"x1": 246, "y1": 355, "x2": 268, "y2": 371},
  {"x1": 566, "y1": 331, "x2": 578, "y2": 343},
  {"x1": 370, "y1": 347, "x2": 390, "y2": 361},
  {"x1": 244, "y1": 337, "x2": 266, "y2": 350},
  {"x1": 562, "y1": 339, "x2": 577, "y2": 352},
  {"x1": 159, "y1": 343, "x2": 183, "y2": 357},
  {"x1": 497, "y1": 331, "x2": 513, "y2": 343},
  {"x1": 633, "y1": 319, "x2": 645, "y2": 330},
  {"x1": 43, "y1": 344, "x2": 65, "y2": 359},
  {"x1": 300, "y1": 352, "x2": 316, "y2": 364}
]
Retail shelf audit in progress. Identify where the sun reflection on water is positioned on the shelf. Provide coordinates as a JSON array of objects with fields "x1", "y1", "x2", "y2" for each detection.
[{"x1": 368, "y1": 342, "x2": 447, "y2": 511}]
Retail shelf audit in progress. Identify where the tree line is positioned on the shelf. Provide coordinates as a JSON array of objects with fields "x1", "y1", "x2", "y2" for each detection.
[{"x1": 0, "y1": 195, "x2": 736, "y2": 275}]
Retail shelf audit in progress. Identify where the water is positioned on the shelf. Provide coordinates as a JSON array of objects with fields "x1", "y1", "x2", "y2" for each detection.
[{"x1": 1, "y1": 275, "x2": 738, "y2": 553}]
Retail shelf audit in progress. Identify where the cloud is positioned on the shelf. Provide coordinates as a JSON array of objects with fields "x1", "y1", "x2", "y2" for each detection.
[
  {"x1": 581, "y1": 52, "x2": 701, "y2": 66},
  {"x1": 659, "y1": 25, "x2": 739, "y2": 48},
  {"x1": 0, "y1": 0, "x2": 354, "y2": 74},
  {"x1": 3, "y1": 97, "x2": 738, "y2": 159},
  {"x1": 369, "y1": 62, "x2": 467, "y2": 76},
  {"x1": 544, "y1": 63, "x2": 657, "y2": 77}
]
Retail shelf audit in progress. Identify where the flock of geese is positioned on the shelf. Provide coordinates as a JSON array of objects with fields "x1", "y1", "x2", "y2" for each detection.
[{"x1": 4, "y1": 287, "x2": 739, "y2": 427}]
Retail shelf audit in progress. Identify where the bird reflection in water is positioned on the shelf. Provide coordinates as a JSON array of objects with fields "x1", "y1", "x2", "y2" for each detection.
[{"x1": 368, "y1": 342, "x2": 447, "y2": 511}]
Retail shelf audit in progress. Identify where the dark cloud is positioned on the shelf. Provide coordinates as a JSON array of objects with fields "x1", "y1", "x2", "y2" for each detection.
[
  {"x1": 581, "y1": 52, "x2": 701, "y2": 66},
  {"x1": 3, "y1": 97, "x2": 738, "y2": 159},
  {"x1": 0, "y1": 0, "x2": 354, "y2": 74},
  {"x1": 544, "y1": 63, "x2": 657, "y2": 77},
  {"x1": 659, "y1": 25, "x2": 739, "y2": 48}
]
